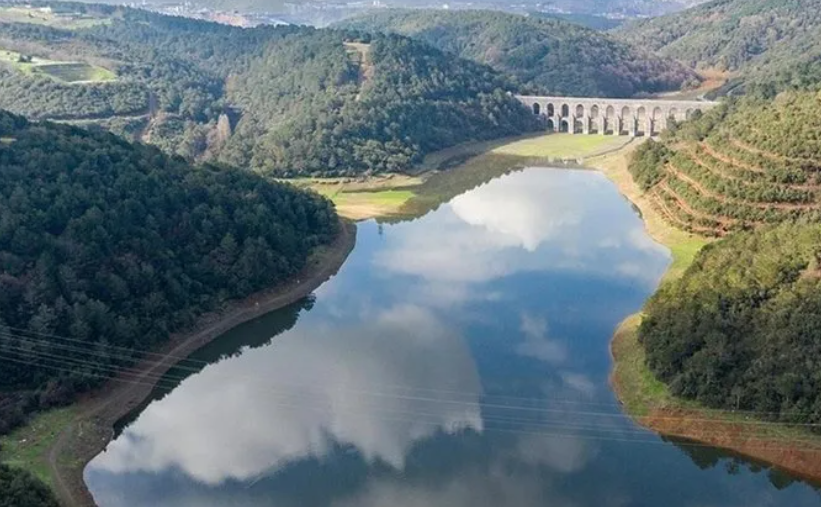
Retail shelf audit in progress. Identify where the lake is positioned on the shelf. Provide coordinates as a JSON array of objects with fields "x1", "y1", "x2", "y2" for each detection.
[{"x1": 85, "y1": 167, "x2": 821, "y2": 507}]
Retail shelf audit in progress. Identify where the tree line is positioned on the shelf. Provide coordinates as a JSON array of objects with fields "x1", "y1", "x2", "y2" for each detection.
[
  {"x1": 338, "y1": 9, "x2": 698, "y2": 98},
  {"x1": 640, "y1": 222, "x2": 821, "y2": 427},
  {"x1": 0, "y1": 4, "x2": 541, "y2": 171},
  {"x1": 0, "y1": 109, "x2": 338, "y2": 434}
]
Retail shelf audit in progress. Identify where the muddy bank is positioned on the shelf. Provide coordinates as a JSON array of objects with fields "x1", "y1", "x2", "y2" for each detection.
[{"x1": 610, "y1": 316, "x2": 821, "y2": 486}]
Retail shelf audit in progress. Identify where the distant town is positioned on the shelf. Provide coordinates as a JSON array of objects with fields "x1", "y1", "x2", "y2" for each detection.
[{"x1": 125, "y1": 0, "x2": 651, "y2": 27}]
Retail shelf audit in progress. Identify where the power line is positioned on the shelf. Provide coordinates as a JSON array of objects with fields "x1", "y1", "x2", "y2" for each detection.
[
  {"x1": 2, "y1": 341, "x2": 821, "y2": 437},
  {"x1": 2, "y1": 327, "x2": 821, "y2": 423},
  {"x1": 5, "y1": 350, "x2": 821, "y2": 455},
  {"x1": 0, "y1": 326, "x2": 821, "y2": 427},
  {"x1": 0, "y1": 327, "x2": 638, "y2": 409}
]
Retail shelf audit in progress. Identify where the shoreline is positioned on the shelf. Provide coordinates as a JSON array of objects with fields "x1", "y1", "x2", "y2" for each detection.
[
  {"x1": 589, "y1": 145, "x2": 821, "y2": 486},
  {"x1": 304, "y1": 133, "x2": 632, "y2": 221},
  {"x1": 11, "y1": 134, "x2": 821, "y2": 504},
  {"x1": 41, "y1": 219, "x2": 357, "y2": 507}
]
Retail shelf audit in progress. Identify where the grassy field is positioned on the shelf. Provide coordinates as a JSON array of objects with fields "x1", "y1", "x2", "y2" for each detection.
[
  {"x1": 290, "y1": 174, "x2": 422, "y2": 220},
  {"x1": 0, "y1": 407, "x2": 76, "y2": 487},
  {"x1": 0, "y1": 49, "x2": 116, "y2": 83},
  {"x1": 34, "y1": 62, "x2": 116, "y2": 83},
  {"x1": 326, "y1": 189, "x2": 416, "y2": 220},
  {"x1": 302, "y1": 133, "x2": 636, "y2": 220},
  {"x1": 492, "y1": 133, "x2": 630, "y2": 160},
  {"x1": 0, "y1": 6, "x2": 111, "y2": 29},
  {"x1": 610, "y1": 315, "x2": 683, "y2": 417}
]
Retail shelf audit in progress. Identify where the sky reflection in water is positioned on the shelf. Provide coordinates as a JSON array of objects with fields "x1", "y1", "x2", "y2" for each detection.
[{"x1": 86, "y1": 168, "x2": 821, "y2": 507}]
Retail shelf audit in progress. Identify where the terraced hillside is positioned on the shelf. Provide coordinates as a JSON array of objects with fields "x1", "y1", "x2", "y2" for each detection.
[{"x1": 629, "y1": 91, "x2": 821, "y2": 236}]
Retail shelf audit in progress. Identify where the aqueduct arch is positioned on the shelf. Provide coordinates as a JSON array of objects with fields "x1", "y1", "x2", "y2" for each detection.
[{"x1": 515, "y1": 95, "x2": 719, "y2": 137}]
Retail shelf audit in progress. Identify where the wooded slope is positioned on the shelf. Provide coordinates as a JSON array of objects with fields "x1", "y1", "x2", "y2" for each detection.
[
  {"x1": 640, "y1": 222, "x2": 821, "y2": 426},
  {"x1": 614, "y1": 0, "x2": 821, "y2": 93},
  {"x1": 0, "y1": 3, "x2": 539, "y2": 174},
  {"x1": 629, "y1": 91, "x2": 821, "y2": 236},
  {"x1": 0, "y1": 109, "x2": 338, "y2": 429},
  {"x1": 339, "y1": 9, "x2": 698, "y2": 97}
]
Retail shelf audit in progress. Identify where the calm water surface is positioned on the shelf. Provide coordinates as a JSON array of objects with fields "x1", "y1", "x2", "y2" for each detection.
[{"x1": 86, "y1": 168, "x2": 821, "y2": 507}]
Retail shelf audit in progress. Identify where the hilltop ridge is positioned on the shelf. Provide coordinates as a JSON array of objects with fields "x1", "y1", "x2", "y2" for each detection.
[{"x1": 338, "y1": 9, "x2": 698, "y2": 98}]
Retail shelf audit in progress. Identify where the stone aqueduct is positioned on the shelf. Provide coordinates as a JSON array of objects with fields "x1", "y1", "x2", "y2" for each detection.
[{"x1": 515, "y1": 95, "x2": 720, "y2": 136}]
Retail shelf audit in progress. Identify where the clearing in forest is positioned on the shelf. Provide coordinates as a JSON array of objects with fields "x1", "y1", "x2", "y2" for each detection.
[
  {"x1": 0, "y1": 5, "x2": 111, "y2": 29},
  {"x1": 344, "y1": 42, "x2": 375, "y2": 99},
  {"x1": 0, "y1": 49, "x2": 116, "y2": 83}
]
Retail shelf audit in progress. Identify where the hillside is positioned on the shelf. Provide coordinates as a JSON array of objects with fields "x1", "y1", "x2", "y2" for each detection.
[
  {"x1": 337, "y1": 9, "x2": 698, "y2": 98},
  {"x1": 220, "y1": 31, "x2": 537, "y2": 176},
  {"x1": 0, "y1": 3, "x2": 538, "y2": 175},
  {"x1": 0, "y1": 109, "x2": 338, "y2": 433},
  {"x1": 638, "y1": 222, "x2": 821, "y2": 426},
  {"x1": 613, "y1": 0, "x2": 821, "y2": 92},
  {"x1": 628, "y1": 91, "x2": 821, "y2": 236}
]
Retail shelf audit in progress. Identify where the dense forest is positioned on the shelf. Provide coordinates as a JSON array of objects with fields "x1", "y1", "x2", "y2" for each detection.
[
  {"x1": 0, "y1": 109, "x2": 338, "y2": 432},
  {"x1": 615, "y1": 0, "x2": 821, "y2": 427},
  {"x1": 338, "y1": 9, "x2": 698, "y2": 98},
  {"x1": 625, "y1": 74, "x2": 821, "y2": 426},
  {"x1": 0, "y1": 5, "x2": 293, "y2": 152},
  {"x1": 0, "y1": 3, "x2": 543, "y2": 174},
  {"x1": 221, "y1": 31, "x2": 538, "y2": 175},
  {"x1": 639, "y1": 222, "x2": 821, "y2": 426},
  {"x1": 613, "y1": 0, "x2": 821, "y2": 94},
  {"x1": 628, "y1": 90, "x2": 821, "y2": 235},
  {"x1": 0, "y1": 465, "x2": 59, "y2": 507}
]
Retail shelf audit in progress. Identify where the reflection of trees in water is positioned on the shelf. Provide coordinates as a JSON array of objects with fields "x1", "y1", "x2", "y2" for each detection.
[
  {"x1": 383, "y1": 154, "x2": 527, "y2": 224},
  {"x1": 664, "y1": 436, "x2": 820, "y2": 492},
  {"x1": 114, "y1": 298, "x2": 312, "y2": 433},
  {"x1": 381, "y1": 153, "x2": 589, "y2": 225},
  {"x1": 219, "y1": 429, "x2": 490, "y2": 507}
]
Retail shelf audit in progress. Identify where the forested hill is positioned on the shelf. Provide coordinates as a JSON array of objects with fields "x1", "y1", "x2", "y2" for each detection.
[
  {"x1": 613, "y1": 0, "x2": 821, "y2": 92},
  {"x1": 219, "y1": 31, "x2": 538, "y2": 176},
  {"x1": 0, "y1": 109, "x2": 338, "y2": 432},
  {"x1": 627, "y1": 90, "x2": 821, "y2": 236},
  {"x1": 0, "y1": 3, "x2": 538, "y2": 175},
  {"x1": 628, "y1": 87, "x2": 821, "y2": 431},
  {"x1": 639, "y1": 222, "x2": 821, "y2": 427},
  {"x1": 336, "y1": 9, "x2": 698, "y2": 98}
]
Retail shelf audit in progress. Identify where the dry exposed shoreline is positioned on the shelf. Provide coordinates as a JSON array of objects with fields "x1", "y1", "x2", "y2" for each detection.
[
  {"x1": 46, "y1": 220, "x2": 356, "y2": 507},
  {"x1": 590, "y1": 146, "x2": 821, "y2": 486}
]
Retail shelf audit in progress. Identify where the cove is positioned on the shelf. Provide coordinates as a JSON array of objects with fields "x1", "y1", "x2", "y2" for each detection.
[{"x1": 85, "y1": 167, "x2": 821, "y2": 507}]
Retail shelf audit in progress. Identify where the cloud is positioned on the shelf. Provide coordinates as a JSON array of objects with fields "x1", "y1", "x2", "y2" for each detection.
[
  {"x1": 515, "y1": 313, "x2": 567, "y2": 364},
  {"x1": 513, "y1": 433, "x2": 597, "y2": 474},
  {"x1": 448, "y1": 171, "x2": 584, "y2": 252},
  {"x1": 560, "y1": 373, "x2": 597, "y2": 398},
  {"x1": 373, "y1": 169, "x2": 670, "y2": 301},
  {"x1": 89, "y1": 305, "x2": 482, "y2": 485}
]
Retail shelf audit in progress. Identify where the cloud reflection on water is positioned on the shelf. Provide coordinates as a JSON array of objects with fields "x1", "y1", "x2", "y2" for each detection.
[
  {"x1": 86, "y1": 167, "x2": 678, "y2": 507},
  {"x1": 92, "y1": 305, "x2": 483, "y2": 484},
  {"x1": 374, "y1": 169, "x2": 668, "y2": 290}
]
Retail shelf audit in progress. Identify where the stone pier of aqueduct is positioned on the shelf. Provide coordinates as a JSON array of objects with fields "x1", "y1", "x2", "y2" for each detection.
[{"x1": 515, "y1": 95, "x2": 720, "y2": 136}]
